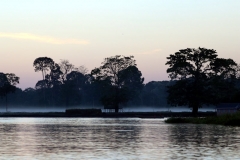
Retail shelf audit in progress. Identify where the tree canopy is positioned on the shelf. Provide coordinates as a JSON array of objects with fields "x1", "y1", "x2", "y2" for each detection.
[
  {"x1": 33, "y1": 57, "x2": 55, "y2": 80},
  {"x1": 91, "y1": 55, "x2": 144, "y2": 112},
  {"x1": 166, "y1": 47, "x2": 237, "y2": 115}
]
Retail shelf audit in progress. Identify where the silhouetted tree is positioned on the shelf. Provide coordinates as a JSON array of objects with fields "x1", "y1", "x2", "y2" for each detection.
[
  {"x1": 43, "y1": 63, "x2": 63, "y2": 106},
  {"x1": 91, "y1": 55, "x2": 144, "y2": 113},
  {"x1": 118, "y1": 66, "x2": 144, "y2": 101},
  {"x1": 33, "y1": 57, "x2": 55, "y2": 106},
  {"x1": 33, "y1": 57, "x2": 55, "y2": 81},
  {"x1": 59, "y1": 59, "x2": 76, "y2": 83},
  {"x1": 166, "y1": 47, "x2": 237, "y2": 115},
  {"x1": 57, "y1": 60, "x2": 77, "y2": 107},
  {"x1": 45, "y1": 63, "x2": 63, "y2": 88},
  {"x1": 0, "y1": 73, "x2": 19, "y2": 111},
  {"x1": 77, "y1": 65, "x2": 88, "y2": 75}
]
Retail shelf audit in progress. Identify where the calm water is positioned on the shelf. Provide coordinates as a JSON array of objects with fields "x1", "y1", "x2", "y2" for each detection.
[{"x1": 0, "y1": 118, "x2": 239, "y2": 160}]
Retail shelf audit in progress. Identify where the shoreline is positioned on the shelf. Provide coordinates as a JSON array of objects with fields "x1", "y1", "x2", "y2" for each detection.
[{"x1": 0, "y1": 111, "x2": 216, "y2": 118}]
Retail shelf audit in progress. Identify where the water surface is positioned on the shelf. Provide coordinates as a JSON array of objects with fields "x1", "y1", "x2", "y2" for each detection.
[{"x1": 0, "y1": 118, "x2": 239, "y2": 159}]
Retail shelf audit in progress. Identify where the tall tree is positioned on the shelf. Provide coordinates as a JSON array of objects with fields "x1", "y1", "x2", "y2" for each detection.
[
  {"x1": 33, "y1": 57, "x2": 54, "y2": 106},
  {"x1": 166, "y1": 47, "x2": 237, "y2": 115},
  {"x1": 45, "y1": 63, "x2": 63, "y2": 88},
  {"x1": 91, "y1": 55, "x2": 144, "y2": 113},
  {"x1": 64, "y1": 71, "x2": 87, "y2": 106}
]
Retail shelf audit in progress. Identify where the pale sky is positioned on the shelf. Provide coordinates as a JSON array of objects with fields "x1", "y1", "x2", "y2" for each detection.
[{"x1": 0, "y1": 0, "x2": 240, "y2": 89}]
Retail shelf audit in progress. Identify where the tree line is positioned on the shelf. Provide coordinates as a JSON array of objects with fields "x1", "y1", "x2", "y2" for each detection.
[{"x1": 1, "y1": 47, "x2": 240, "y2": 114}]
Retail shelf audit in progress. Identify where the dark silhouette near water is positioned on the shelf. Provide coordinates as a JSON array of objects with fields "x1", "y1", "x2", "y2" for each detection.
[
  {"x1": 0, "y1": 49, "x2": 240, "y2": 115},
  {"x1": 0, "y1": 73, "x2": 19, "y2": 111},
  {"x1": 166, "y1": 47, "x2": 238, "y2": 115},
  {"x1": 91, "y1": 55, "x2": 144, "y2": 113},
  {"x1": 33, "y1": 57, "x2": 55, "y2": 106},
  {"x1": 2, "y1": 80, "x2": 170, "y2": 109}
]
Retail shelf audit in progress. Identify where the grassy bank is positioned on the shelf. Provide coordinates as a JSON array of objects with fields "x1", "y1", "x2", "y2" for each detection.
[{"x1": 165, "y1": 112, "x2": 240, "y2": 126}]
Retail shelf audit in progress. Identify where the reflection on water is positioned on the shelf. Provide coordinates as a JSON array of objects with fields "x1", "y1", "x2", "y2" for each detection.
[{"x1": 0, "y1": 118, "x2": 239, "y2": 159}]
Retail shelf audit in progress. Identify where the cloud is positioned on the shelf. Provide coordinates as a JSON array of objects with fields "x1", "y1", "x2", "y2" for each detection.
[
  {"x1": 131, "y1": 49, "x2": 162, "y2": 55},
  {"x1": 0, "y1": 32, "x2": 89, "y2": 45}
]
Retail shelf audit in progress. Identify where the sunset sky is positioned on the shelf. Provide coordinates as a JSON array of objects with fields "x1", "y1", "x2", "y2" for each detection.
[{"x1": 0, "y1": 0, "x2": 240, "y2": 89}]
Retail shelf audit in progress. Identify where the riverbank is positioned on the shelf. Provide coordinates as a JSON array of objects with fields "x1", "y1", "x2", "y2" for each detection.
[
  {"x1": 165, "y1": 112, "x2": 240, "y2": 126},
  {"x1": 0, "y1": 111, "x2": 216, "y2": 118}
]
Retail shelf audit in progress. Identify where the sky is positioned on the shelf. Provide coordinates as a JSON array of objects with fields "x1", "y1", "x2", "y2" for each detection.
[{"x1": 0, "y1": 0, "x2": 240, "y2": 89}]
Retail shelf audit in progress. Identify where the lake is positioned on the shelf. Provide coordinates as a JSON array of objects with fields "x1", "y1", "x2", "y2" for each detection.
[{"x1": 0, "y1": 118, "x2": 239, "y2": 159}]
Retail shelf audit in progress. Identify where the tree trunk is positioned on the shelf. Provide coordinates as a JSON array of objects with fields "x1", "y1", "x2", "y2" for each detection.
[
  {"x1": 42, "y1": 70, "x2": 45, "y2": 80},
  {"x1": 115, "y1": 104, "x2": 119, "y2": 113},
  {"x1": 66, "y1": 95, "x2": 69, "y2": 109},
  {"x1": 192, "y1": 105, "x2": 198, "y2": 116},
  {"x1": 41, "y1": 70, "x2": 46, "y2": 107},
  {"x1": 5, "y1": 95, "x2": 8, "y2": 112},
  {"x1": 115, "y1": 107, "x2": 118, "y2": 113},
  {"x1": 115, "y1": 86, "x2": 119, "y2": 113}
]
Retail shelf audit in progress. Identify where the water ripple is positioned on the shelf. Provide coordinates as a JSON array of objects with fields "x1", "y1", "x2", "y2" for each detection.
[{"x1": 0, "y1": 118, "x2": 239, "y2": 159}]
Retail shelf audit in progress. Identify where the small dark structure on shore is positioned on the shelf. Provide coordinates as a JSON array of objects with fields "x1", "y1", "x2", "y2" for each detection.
[
  {"x1": 66, "y1": 109, "x2": 102, "y2": 116},
  {"x1": 216, "y1": 103, "x2": 240, "y2": 116}
]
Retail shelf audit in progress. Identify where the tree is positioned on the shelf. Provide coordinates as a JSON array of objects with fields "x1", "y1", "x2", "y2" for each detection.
[
  {"x1": 166, "y1": 47, "x2": 237, "y2": 115},
  {"x1": 59, "y1": 59, "x2": 76, "y2": 83},
  {"x1": 33, "y1": 57, "x2": 55, "y2": 106},
  {"x1": 118, "y1": 66, "x2": 144, "y2": 101},
  {"x1": 91, "y1": 55, "x2": 144, "y2": 113},
  {"x1": 33, "y1": 57, "x2": 54, "y2": 81},
  {"x1": 57, "y1": 60, "x2": 80, "y2": 107},
  {"x1": 45, "y1": 63, "x2": 63, "y2": 88},
  {"x1": 0, "y1": 73, "x2": 19, "y2": 111},
  {"x1": 64, "y1": 71, "x2": 87, "y2": 106},
  {"x1": 77, "y1": 65, "x2": 88, "y2": 75}
]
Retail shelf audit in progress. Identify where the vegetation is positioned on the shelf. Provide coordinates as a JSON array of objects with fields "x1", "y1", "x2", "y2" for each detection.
[
  {"x1": 91, "y1": 55, "x2": 144, "y2": 112},
  {"x1": 165, "y1": 112, "x2": 240, "y2": 126},
  {"x1": 33, "y1": 57, "x2": 55, "y2": 80},
  {"x1": 1, "y1": 48, "x2": 240, "y2": 114},
  {"x1": 166, "y1": 47, "x2": 237, "y2": 115},
  {"x1": 0, "y1": 73, "x2": 19, "y2": 111},
  {"x1": 0, "y1": 80, "x2": 170, "y2": 108}
]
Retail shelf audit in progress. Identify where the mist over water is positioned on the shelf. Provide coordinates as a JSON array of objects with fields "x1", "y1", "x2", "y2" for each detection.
[
  {"x1": 0, "y1": 106, "x2": 216, "y2": 113},
  {"x1": 0, "y1": 107, "x2": 65, "y2": 113}
]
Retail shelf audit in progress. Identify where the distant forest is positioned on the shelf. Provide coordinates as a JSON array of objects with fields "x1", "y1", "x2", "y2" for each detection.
[
  {"x1": 1, "y1": 79, "x2": 239, "y2": 109},
  {"x1": 0, "y1": 56, "x2": 172, "y2": 109},
  {"x1": 1, "y1": 48, "x2": 240, "y2": 114},
  {"x1": 0, "y1": 80, "x2": 171, "y2": 108}
]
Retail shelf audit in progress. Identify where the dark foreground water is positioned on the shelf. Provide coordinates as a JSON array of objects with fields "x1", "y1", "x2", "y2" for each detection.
[{"x1": 0, "y1": 118, "x2": 239, "y2": 160}]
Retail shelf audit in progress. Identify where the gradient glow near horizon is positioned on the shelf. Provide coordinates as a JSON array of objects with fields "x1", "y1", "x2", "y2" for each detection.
[{"x1": 0, "y1": 0, "x2": 240, "y2": 89}]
